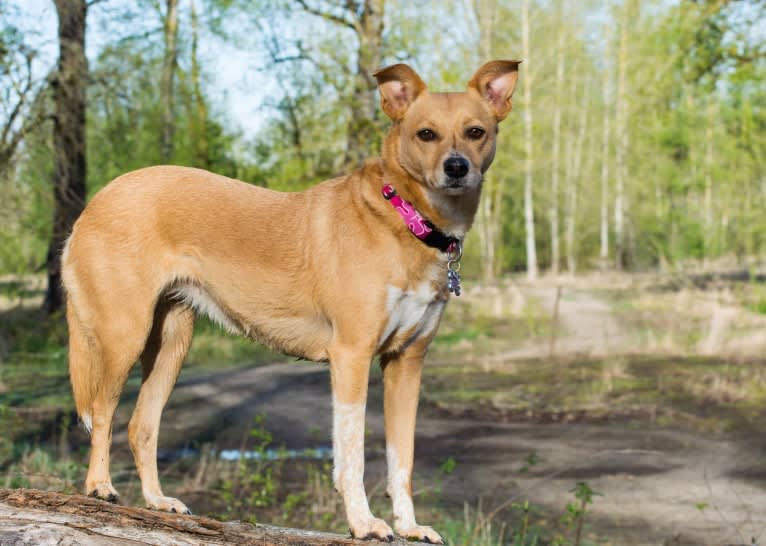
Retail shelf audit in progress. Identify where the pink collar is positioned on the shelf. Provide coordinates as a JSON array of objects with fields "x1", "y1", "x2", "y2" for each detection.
[
  {"x1": 381, "y1": 183, "x2": 463, "y2": 295},
  {"x1": 381, "y1": 183, "x2": 459, "y2": 253}
]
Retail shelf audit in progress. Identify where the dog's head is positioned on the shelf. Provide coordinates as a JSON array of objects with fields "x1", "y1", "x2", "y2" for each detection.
[{"x1": 375, "y1": 60, "x2": 520, "y2": 196}]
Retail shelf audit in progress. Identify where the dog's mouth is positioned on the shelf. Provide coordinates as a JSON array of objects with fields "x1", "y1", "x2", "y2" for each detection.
[{"x1": 442, "y1": 180, "x2": 468, "y2": 194}]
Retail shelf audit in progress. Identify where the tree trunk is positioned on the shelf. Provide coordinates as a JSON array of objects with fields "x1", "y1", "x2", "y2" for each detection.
[
  {"x1": 473, "y1": 0, "x2": 499, "y2": 282},
  {"x1": 344, "y1": 0, "x2": 385, "y2": 168},
  {"x1": 704, "y1": 96, "x2": 714, "y2": 255},
  {"x1": 160, "y1": 0, "x2": 179, "y2": 162},
  {"x1": 0, "y1": 488, "x2": 428, "y2": 545},
  {"x1": 566, "y1": 78, "x2": 588, "y2": 275},
  {"x1": 522, "y1": 0, "x2": 538, "y2": 280},
  {"x1": 550, "y1": 6, "x2": 564, "y2": 276},
  {"x1": 600, "y1": 25, "x2": 611, "y2": 266},
  {"x1": 614, "y1": 0, "x2": 630, "y2": 269},
  {"x1": 44, "y1": 0, "x2": 88, "y2": 314},
  {"x1": 190, "y1": 0, "x2": 210, "y2": 169}
]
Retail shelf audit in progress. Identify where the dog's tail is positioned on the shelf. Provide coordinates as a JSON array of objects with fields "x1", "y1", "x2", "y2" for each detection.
[
  {"x1": 63, "y1": 243, "x2": 100, "y2": 435},
  {"x1": 67, "y1": 299, "x2": 100, "y2": 434}
]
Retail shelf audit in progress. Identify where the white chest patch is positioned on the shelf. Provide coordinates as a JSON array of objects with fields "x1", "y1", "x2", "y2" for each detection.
[{"x1": 378, "y1": 281, "x2": 445, "y2": 349}]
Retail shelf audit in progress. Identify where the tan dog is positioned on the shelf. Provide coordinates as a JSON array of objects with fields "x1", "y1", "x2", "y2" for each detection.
[{"x1": 63, "y1": 60, "x2": 519, "y2": 543}]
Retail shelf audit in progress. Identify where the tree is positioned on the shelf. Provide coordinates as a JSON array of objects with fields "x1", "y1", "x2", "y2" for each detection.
[
  {"x1": 0, "y1": 9, "x2": 49, "y2": 173},
  {"x1": 472, "y1": 0, "x2": 502, "y2": 282},
  {"x1": 613, "y1": 0, "x2": 632, "y2": 269},
  {"x1": 44, "y1": 0, "x2": 88, "y2": 313},
  {"x1": 295, "y1": 0, "x2": 384, "y2": 168},
  {"x1": 549, "y1": 0, "x2": 564, "y2": 276},
  {"x1": 160, "y1": 0, "x2": 179, "y2": 162},
  {"x1": 521, "y1": 0, "x2": 538, "y2": 280},
  {"x1": 599, "y1": 24, "x2": 612, "y2": 266}
]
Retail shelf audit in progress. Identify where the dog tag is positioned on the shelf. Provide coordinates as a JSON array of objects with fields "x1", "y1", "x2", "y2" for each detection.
[
  {"x1": 446, "y1": 241, "x2": 462, "y2": 296},
  {"x1": 447, "y1": 269, "x2": 461, "y2": 296}
]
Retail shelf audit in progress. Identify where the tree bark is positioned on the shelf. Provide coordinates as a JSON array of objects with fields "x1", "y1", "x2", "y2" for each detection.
[
  {"x1": 160, "y1": 0, "x2": 179, "y2": 162},
  {"x1": 0, "y1": 488, "x2": 428, "y2": 545},
  {"x1": 44, "y1": 0, "x2": 88, "y2": 314},
  {"x1": 522, "y1": 0, "x2": 538, "y2": 280}
]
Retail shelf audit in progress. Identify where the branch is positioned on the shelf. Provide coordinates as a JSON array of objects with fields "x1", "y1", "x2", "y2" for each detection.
[
  {"x1": 0, "y1": 488, "x2": 428, "y2": 545},
  {"x1": 295, "y1": 0, "x2": 359, "y2": 33}
]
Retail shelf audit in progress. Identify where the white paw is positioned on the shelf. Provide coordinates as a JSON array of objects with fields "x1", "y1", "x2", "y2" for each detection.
[
  {"x1": 86, "y1": 481, "x2": 119, "y2": 503},
  {"x1": 145, "y1": 494, "x2": 192, "y2": 515},
  {"x1": 396, "y1": 524, "x2": 444, "y2": 544},
  {"x1": 350, "y1": 516, "x2": 394, "y2": 542}
]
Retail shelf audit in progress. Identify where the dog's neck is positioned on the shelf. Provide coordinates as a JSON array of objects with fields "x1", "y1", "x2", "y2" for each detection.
[{"x1": 378, "y1": 130, "x2": 482, "y2": 240}]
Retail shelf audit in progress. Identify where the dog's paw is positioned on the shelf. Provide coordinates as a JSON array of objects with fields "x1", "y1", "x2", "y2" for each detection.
[
  {"x1": 145, "y1": 495, "x2": 192, "y2": 515},
  {"x1": 86, "y1": 481, "x2": 119, "y2": 503},
  {"x1": 396, "y1": 525, "x2": 443, "y2": 544},
  {"x1": 349, "y1": 517, "x2": 394, "y2": 542}
]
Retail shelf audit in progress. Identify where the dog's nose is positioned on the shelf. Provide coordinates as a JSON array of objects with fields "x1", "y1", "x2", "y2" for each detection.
[{"x1": 443, "y1": 156, "x2": 469, "y2": 179}]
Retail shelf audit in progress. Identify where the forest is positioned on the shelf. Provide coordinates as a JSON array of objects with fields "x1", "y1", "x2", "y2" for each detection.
[{"x1": 1, "y1": 1, "x2": 766, "y2": 545}]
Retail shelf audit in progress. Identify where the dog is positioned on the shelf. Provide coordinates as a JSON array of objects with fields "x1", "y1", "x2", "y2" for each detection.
[{"x1": 62, "y1": 60, "x2": 520, "y2": 543}]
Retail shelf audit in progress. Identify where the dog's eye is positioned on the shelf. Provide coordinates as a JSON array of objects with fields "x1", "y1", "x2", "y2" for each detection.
[
  {"x1": 466, "y1": 127, "x2": 486, "y2": 140},
  {"x1": 417, "y1": 129, "x2": 437, "y2": 142}
]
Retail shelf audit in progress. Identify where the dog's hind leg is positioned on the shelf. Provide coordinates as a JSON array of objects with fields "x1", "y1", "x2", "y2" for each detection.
[
  {"x1": 128, "y1": 298, "x2": 194, "y2": 514},
  {"x1": 83, "y1": 321, "x2": 147, "y2": 502},
  {"x1": 382, "y1": 342, "x2": 443, "y2": 544},
  {"x1": 329, "y1": 343, "x2": 394, "y2": 542}
]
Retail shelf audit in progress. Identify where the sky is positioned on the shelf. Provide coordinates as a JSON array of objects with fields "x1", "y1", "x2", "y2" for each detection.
[{"x1": 11, "y1": 0, "x2": 272, "y2": 137}]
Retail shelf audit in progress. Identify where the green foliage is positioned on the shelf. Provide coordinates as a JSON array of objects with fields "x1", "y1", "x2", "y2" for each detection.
[
  {"x1": 553, "y1": 482, "x2": 600, "y2": 546},
  {"x1": 217, "y1": 414, "x2": 277, "y2": 521}
]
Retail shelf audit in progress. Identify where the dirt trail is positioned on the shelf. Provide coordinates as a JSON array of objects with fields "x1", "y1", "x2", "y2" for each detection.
[
  {"x1": 107, "y1": 285, "x2": 766, "y2": 546},
  {"x1": 490, "y1": 283, "x2": 633, "y2": 360}
]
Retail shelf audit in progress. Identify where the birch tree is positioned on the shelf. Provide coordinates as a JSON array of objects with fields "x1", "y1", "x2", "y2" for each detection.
[
  {"x1": 565, "y1": 75, "x2": 588, "y2": 275},
  {"x1": 613, "y1": 0, "x2": 632, "y2": 269},
  {"x1": 521, "y1": 0, "x2": 537, "y2": 280},
  {"x1": 472, "y1": 0, "x2": 501, "y2": 281},
  {"x1": 600, "y1": 25, "x2": 612, "y2": 266},
  {"x1": 549, "y1": 0, "x2": 564, "y2": 276}
]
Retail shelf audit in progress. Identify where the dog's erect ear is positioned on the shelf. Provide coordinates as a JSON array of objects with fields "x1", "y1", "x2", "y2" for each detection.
[
  {"x1": 467, "y1": 60, "x2": 522, "y2": 121},
  {"x1": 374, "y1": 64, "x2": 427, "y2": 121}
]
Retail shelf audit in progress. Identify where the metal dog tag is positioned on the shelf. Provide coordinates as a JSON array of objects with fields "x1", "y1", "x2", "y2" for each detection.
[{"x1": 446, "y1": 241, "x2": 462, "y2": 296}]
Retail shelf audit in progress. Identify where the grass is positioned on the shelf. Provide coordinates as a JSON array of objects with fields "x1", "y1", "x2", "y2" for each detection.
[{"x1": 422, "y1": 354, "x2": 766, "y2": 434}]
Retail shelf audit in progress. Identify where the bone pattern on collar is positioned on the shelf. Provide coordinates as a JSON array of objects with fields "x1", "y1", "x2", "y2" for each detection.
[{"x1": 381, "y1": 184, "x2": 459, "y2": 253}]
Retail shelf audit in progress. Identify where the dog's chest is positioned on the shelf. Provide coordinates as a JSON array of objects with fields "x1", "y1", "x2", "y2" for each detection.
[{"x1": 378, "y1": 279, "x2": 446, "y2": 352}]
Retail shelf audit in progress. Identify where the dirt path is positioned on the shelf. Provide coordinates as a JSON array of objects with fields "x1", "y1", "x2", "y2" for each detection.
[
  {"x1": 489, "y1": 283, "x2": 633, "y2": 361},
  {"x1": 107, "y1": 361, "x2": 765, "y2": 546},
  {"x1": 104, "y1": 285, "x2": 766, "y2": 545}
]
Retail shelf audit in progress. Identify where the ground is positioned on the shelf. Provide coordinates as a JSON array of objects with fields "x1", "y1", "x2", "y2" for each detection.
[{"x1": 2, "y1": 273, "x2": 766, "y2": 545}]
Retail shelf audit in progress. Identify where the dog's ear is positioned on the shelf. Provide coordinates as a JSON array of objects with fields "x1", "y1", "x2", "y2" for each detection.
[
  {"x1": 374, "y1": 64, "x2": 427, "y2": 121},
  {"x1": 467, "y1": 60, "x2": 522, "y2": 121}
]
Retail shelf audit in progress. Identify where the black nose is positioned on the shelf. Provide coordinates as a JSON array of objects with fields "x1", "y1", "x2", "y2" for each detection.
[{"x1": 443, "y1": 156, "x2": 469, "y2": 179}]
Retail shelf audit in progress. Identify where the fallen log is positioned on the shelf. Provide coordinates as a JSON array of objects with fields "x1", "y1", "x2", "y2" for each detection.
[{"x1": 0, "y1": 488, "x2": 428, "y2": 545}]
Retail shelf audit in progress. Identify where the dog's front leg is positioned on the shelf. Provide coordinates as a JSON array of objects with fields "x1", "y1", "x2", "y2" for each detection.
[
  {"x1": 382, "y1": 344, "x2": 443, "y2": 544},
  {"x1": 330, "y1": 345, "x2": 394, "y2": 541}
]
